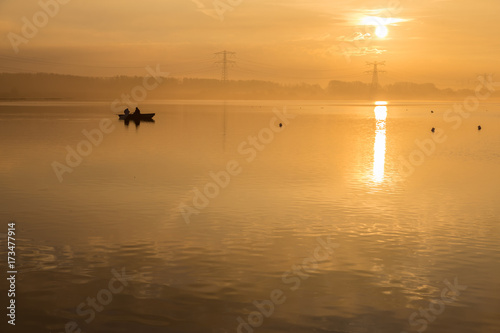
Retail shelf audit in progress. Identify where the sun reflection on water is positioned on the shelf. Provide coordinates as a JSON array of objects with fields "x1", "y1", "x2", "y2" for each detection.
[{"x1": 373, "y1": 102, "x2": 387, "y2": 182}]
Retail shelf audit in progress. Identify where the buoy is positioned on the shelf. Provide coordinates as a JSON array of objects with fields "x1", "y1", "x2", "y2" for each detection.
[
  {"x1": 279, "y1": 123, "x2": 283, "y2": 128},
  {"x1": 478, "y1": 125, "x2": 482, "y2": 130},
  {"x1": 431, "y1": 127, "x2": 435, "y2": 133},
  {"x1": 431, "y1": 110, "x2": 434, "y2": 113}
]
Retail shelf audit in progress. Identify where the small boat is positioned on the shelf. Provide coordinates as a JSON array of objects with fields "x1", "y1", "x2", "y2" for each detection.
[{"x1": 117, "y1": 113, "x2": 155, "y2": 121}]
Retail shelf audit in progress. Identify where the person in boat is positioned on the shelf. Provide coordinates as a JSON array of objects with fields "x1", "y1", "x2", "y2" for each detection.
[
  {"x1": 133, "y1": 107, "x2": 141, "y2": 115},
  {"x1": 124, "y1": 108, "x2": 130, "y2": 117}
]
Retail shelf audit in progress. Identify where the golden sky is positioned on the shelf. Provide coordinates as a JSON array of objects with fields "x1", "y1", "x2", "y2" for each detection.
[{"x1": 1, "y1": 0, "x2": 499, "y2": 88}]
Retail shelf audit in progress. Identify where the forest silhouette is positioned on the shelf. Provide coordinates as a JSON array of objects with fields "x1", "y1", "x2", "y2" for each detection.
[{"x1": 0, "y1": 73, "x2": 493, "y2": 101}]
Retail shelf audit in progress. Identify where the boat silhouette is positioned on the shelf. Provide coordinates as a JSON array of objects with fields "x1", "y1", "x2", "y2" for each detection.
[{"x1": 117, "y1": 113, "x2": 155, "y2": 121}]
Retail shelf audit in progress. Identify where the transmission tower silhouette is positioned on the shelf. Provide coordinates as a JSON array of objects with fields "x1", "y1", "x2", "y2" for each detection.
[
  {"x1": 215, "y1": 50, "x2": 236, "y2": 82},
  {"x1": 366, "y1": 61, "x2": 386, "y2": 97}
]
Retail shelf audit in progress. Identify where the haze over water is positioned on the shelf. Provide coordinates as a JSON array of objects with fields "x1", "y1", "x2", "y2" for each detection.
[{"x1": 1, "y1": 101, "x2": 499, "y2": 332}]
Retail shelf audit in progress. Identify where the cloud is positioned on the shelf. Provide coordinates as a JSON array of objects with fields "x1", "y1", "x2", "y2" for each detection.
[
  {"x1": 337, "y1": 32, "x2": 371, "y2": 42},
  {"x1": 333, "y1": 45, "x2": 386, "y2": 58},
  {"x1": 190, "y1": 0, "x2": 224, "y2": 20},
  {"x1": 359, "y1": 16, "x2": 410, "y2": 27}
]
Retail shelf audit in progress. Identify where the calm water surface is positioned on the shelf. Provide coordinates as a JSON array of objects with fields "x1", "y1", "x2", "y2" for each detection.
[{"x1": 0, "y1": 100, "x2": 499, "y2": 332}]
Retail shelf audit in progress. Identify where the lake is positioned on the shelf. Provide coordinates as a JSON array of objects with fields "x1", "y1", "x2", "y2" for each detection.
[{"x1": 0, "y1": 100, "x2": 499, "y2": 333}]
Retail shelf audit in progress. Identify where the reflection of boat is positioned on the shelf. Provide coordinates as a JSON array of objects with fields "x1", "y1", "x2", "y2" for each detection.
[
  {"x1": 117, "y1": 113, "x2": 155, "y2": 121},
  {"x1": 124, "y1": 118, "x2": 155, "y2": 125}
]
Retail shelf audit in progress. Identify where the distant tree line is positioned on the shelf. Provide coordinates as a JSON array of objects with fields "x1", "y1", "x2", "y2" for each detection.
[{"x1": 0, "y1": 73, "x2": 493, "y2": 101}]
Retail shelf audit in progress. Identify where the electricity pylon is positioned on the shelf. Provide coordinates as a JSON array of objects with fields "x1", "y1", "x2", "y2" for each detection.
[
  {"x1": 366, "y1": 61, "x2": 386, "y2": 97},
  {"x1": 215, "y1": 50, "x2": 236, "y2": 82}
]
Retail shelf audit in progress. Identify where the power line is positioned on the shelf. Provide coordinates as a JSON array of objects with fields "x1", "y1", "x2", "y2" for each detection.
[
  {"x1": 237, "y1": 57, "x2": 362, "y2": 74},
  {"x1": 233, "y1": 65, "x2": 364, "y2": 81}
]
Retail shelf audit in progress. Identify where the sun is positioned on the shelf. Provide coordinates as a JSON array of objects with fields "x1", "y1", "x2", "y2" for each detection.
[
  {"x1": 360, "y1": 16, "x2": 399, "y2": 39},
  {"x1": 375, "y1": 25, "x2": 389, "y2": 38}
]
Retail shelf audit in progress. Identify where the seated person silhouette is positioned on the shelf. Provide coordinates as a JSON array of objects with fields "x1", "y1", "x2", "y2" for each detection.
[
  {"x1": 133, "y1": 107, "x2": 141, "y2": 115},
  {"x1": 124, "y1": 108, "x2": 130, "y2": 116}
]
